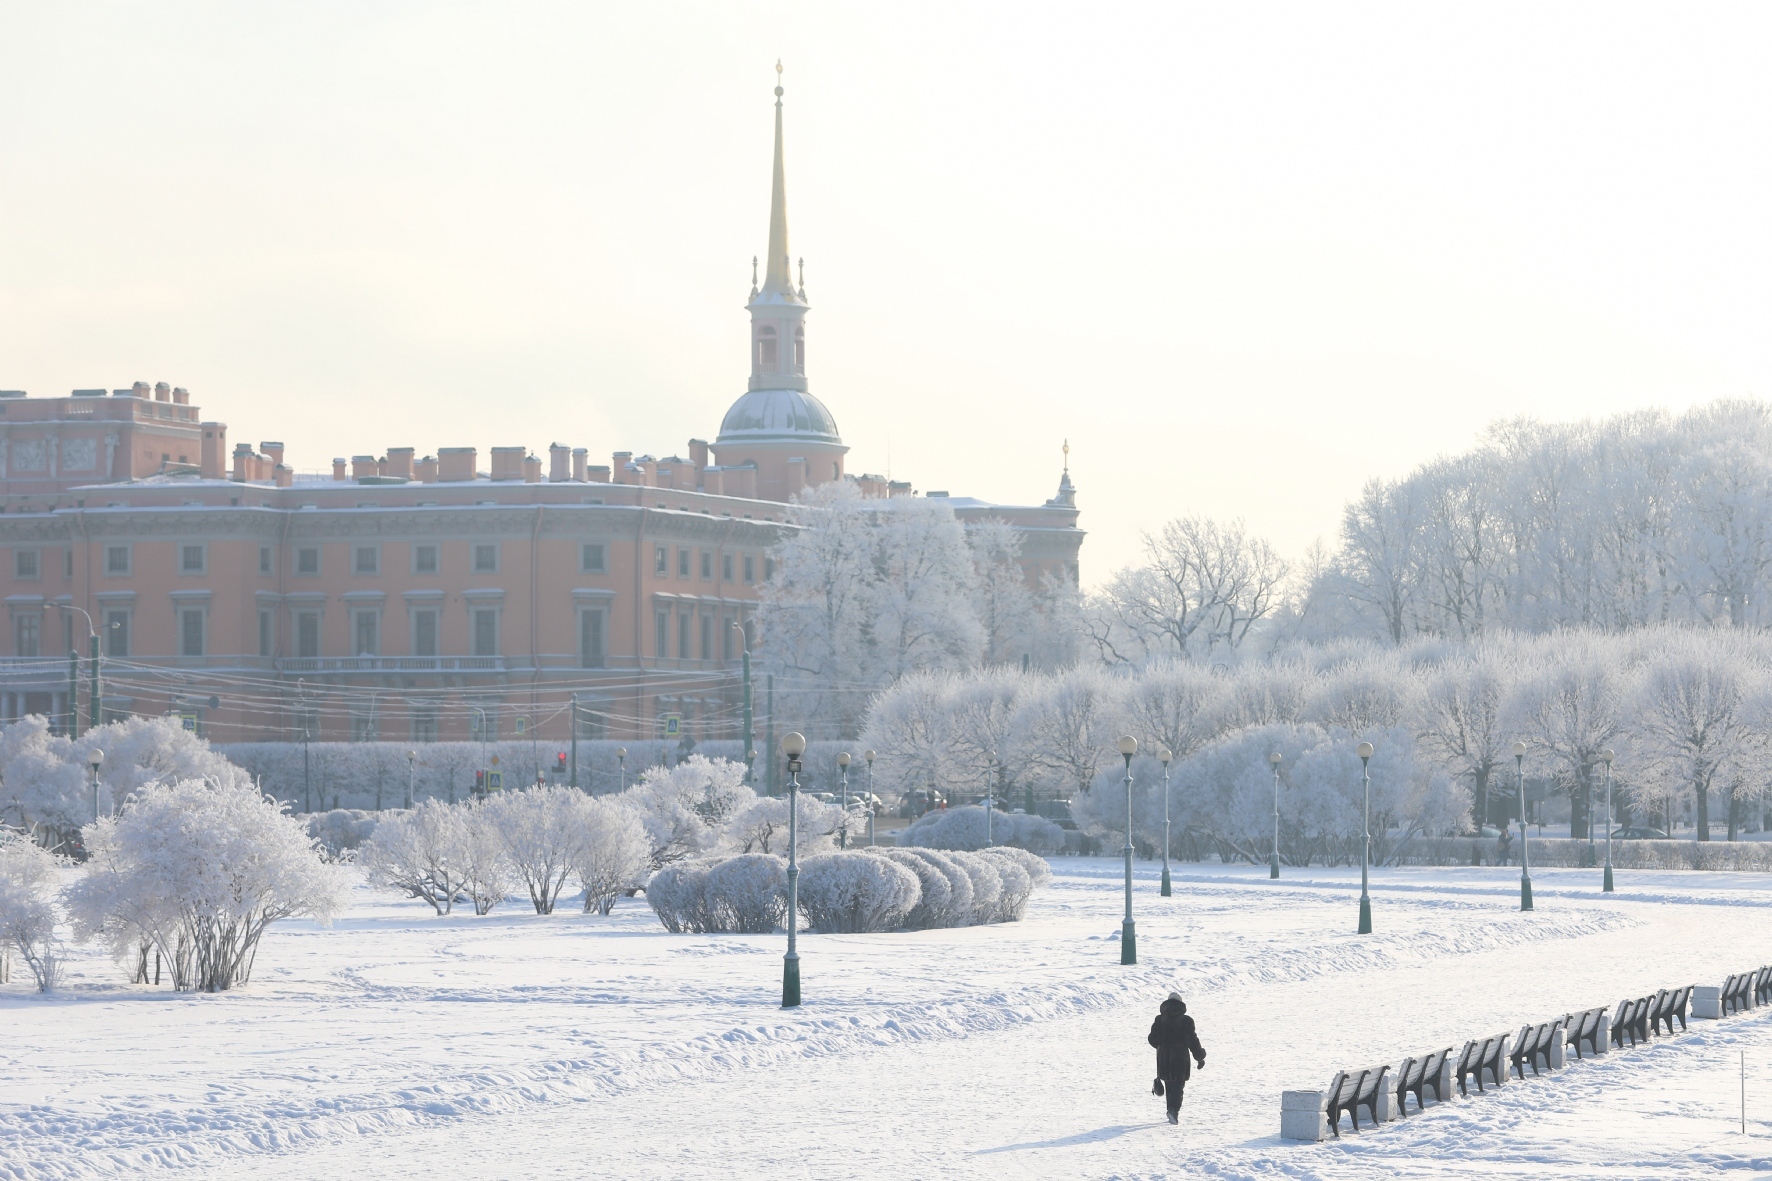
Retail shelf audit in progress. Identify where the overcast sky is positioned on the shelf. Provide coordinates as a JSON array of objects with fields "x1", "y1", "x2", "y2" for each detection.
[{"x1": 1, "y1": 3, "x2": 1768, "y2": 582}]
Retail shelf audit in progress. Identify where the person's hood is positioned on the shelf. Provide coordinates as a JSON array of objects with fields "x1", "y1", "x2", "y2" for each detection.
[{"x1": 1160, "y1": 997, "x2": 1186, "y2": 1016}]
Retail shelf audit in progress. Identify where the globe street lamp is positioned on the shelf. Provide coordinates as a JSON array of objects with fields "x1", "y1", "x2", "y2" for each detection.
[
  {"x1": 1514, "y1": 741, "x2": 1533, "y2": 912},
  {"x1": 864, "y1": 750, "x2": 876, "y2": 846},
  {"x1": 1118, "y1": 735, "x2": 1138, "y2": 965},
  {"x1": 88, "y1": 748, "x2": 105, "y2": 821},
  {"x1": 1270, "y1": 752, "x2": 1284, "y2": 880},
  {"x1": 837, "y1": 751, "x2": 852, "y2": 849},
  {"x1": 617, "y1": 748, "x2": 627, "y2": 793},
  {"x1": 1357, "y1": 741, "x2": 1374, "y2": 934},
  {"x1": 1159, "y1": 748, "x2": 1173, "y2": 898},
  {"x1": 781, "y1": 732, "x2": 807, "y2": 1008},
  {"x1": 1598, "y1": 748, "x2": 1615, "y2": 893},
  {"x1": 405, "y1": 749, "x2": 417, "y2": 809}
]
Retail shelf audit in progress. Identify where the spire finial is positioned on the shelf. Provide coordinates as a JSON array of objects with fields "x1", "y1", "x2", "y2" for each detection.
[
  {"x1": 798, "y1": 257, "x2": 804, "y2": 290},
  {"x1": 751, "y1": 255, "x2": 758, "y2": 286},
  {"x1": 775, "y1": 59, "x2": 784, "y2": 101},
  {"x1": 760, "y1": 63, "x2": 795, "y2": 298},
  {"x1": 1063, "y1": 439, "x2": 1070, "y2": 473}
]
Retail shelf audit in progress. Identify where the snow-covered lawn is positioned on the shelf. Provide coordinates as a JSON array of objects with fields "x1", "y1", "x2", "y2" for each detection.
[{"x1": 6, "y1": 859, "x2": 1772, "y2": 1180}]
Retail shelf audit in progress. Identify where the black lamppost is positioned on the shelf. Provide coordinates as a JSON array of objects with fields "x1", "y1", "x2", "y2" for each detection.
[
  {"x1": 1357, "y1": 741, "x2": 1373, "y2": 934},
  {"x1": 1269, "y1": 751, "x2": 1283, "y2": 880},
  {"x1": 1118, "y1": 735, "x2": 1138, "y2": 965},
  {"x1": 1514, "y1": 740, "x2": 1533, "y2": 911},
  {"x1": 1598, "y1": 748, "x2": 1615, "y2": 893},
  {"x1": 1159, "y1": 747, "x2": 1173, "y2": 897},
  {"x1": 781, "y1": 731, "x2": 806, "y2": 1007}
]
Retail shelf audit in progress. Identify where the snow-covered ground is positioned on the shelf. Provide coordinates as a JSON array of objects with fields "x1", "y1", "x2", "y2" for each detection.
[{"x1": 6, "y1": 858, "x2": 1772, "y2": 1180}]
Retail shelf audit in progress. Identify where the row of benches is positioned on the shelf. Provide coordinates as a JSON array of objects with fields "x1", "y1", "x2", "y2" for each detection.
[{"x1": 1286, "y1": 964, "x2": 1772, "y2": 1141}]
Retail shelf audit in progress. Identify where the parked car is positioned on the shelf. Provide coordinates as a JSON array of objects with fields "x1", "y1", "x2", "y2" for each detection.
[
  {"x1": 1610, "y1": 826, "x2": 1669, "y2": 840},
  {"x1": 1036, "y1": 798, "x2": 1075, "y2": 827},
  {"x1": 1477, "y1": 825, "x2": 1502, "y2": 838},
  {"x1": 899, "y1": 789, "x2": 946, "y2": 819}
]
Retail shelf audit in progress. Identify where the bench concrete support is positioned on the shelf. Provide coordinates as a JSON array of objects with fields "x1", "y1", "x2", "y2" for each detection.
[
  {"x1": 1593, "y1": 1017, "x2": 1609, "y2": 1055},
  {"x1": 1374, "y1": 1082, "x2": 1399, "y2": 1122},
  {"x1": 1548, "y1": 1027, "x2": 1566, "y2": 1070},
  {"x1": 1428, "y1": 1056, "x2": 1454, "y2": 1105},
  {"x1": 1693, "y1": 985, "x2": 1723, "y2": 1019},
  {"x1": 1280, "y1": 1090, "x2": 1328, "y2": 1142}
]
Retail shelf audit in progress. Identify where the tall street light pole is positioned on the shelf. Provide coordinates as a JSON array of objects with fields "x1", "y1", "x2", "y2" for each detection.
[
  {"x1": 864, "y1": 750, "x2": 876, "y2": 846},
  {"x1": 1514, "y1": 741, "x2": 1533, "y2": 911},
  {"x1": 1599, "y1": 748, "x2": 1615, "y2": 893},
  {"x1": 1357, "y1": 742, "x2": 1374, "y2": 933},
  {"x1": 781, "y1": 731, "x2": 807, "y2": 1008},
  {"x1": 983, "y1": 750, "x2": 994, "y2": 846},
  {"x1": 569, "y1": 693, "x2": 579, "y2": 791},
  {"x1": 617, "y1": 747, "x2": 627, "y2": 793},
  {"x1": 733, "y1": 621, "x2": 754, "y2": 787},
  {"x1": 1118, "y1": 735, "x2": 1138, "y2": 965},
  {"x1": 1159, "y1": 748, "x2": 1173, "y2": 897},
  {"x1": 1270, "y1": 751, "x2": 1284, "y2": 880},
  {"x1": 837, "y1": 751, "x2": 851, "y2": 849},
  {"x1": 88, "y1": 748, "x2": 105, "y2": 821},
  {"x1": 405, "y1": 749, "x2": 416, "y2": 809}
]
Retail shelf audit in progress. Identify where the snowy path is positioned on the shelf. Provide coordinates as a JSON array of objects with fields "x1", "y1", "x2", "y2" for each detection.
[{"x1": 5, "y1": 861, "x2": 1772, "y2": 1178}]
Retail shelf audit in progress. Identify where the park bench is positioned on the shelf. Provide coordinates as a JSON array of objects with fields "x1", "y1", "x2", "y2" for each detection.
[
  {"x1": 1392, "y1": 1046, "x2": 1453, "y2": 1115},
  {"x1": 1723, "y1": 972, "x2": 1755, "y2": 1016},
  {"x1": 1454, "y1": 1034, "x2": 1509, "y2": 1097},
  {"x1": 1756, "y1": 967, "x2": 1772, "y2": 1007},
  {"x1": 1654, "y1": 986, "x2": 1692, "y2": 1035},
  {"x1": 1562, "y1": 1006, "x2": 1608, "y2": 1058},
  {"x1": 1610, "y1": 996, "x2": 1652, "y2": 1048},
  {"x1": 1325, "y1": 1065, "x2": 1390, "y2": 1136},
  {"x1": 1510, "y1": 1017, "x2": 1567, "y2": 1078},
  {"x1": 1646, "y1": 989, "x2": 1676, "y2": 1035}
]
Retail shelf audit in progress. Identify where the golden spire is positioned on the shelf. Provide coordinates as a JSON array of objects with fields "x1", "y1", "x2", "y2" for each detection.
[
  {"x1": 761, "y1": 61, "x2": 795, "y2": 297},
  {"x1": 1063, "y1": 439, "x2": 1070, "y2": 474}
]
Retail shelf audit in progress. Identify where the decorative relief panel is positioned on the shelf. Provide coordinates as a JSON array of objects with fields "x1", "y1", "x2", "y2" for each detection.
[
  {"x1": 62, "y1": 438, "x2": 97, "y2": 472},
  {"x1": 12, "y1": 439, "x2": 45, "y2": 473}
]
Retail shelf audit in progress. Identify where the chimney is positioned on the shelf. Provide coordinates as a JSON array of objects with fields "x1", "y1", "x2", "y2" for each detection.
[
  {"x1": 260, "y1": 441, "x2": 285, "y2": 467},
  {"x1": 524, "y1": 454, "x2": 542, "y2": 483},
  {"x1": 703, "y1": 468, "x2": 724, "y2": 496},
  {"x1": 549, "y1": 443, "x2": 571, "y2": 482},
  {"x1": 195, "y1": 423, "x2": 225, "y2": 479},
  {"x1": 154, "y1": 381, "x2": 171, "y2": 403},
  {"x1": 131, "y1": 381, "x2": 150, "y2": 399},
  {"x1": 571, "y1": 448, "x2": 588, "y2": 482},
  {"x1": 274, "y1": 464, "x2": 293, "y2": 488},
  {"x1": 386, "y1": 447, "x2": 415, "y2": 479},
  {"x1": 172, "y1": 386, "x2": 190, "y2": 405},
  {"x1": 351, "y1": 455, "x2": 378, "y2": 480},
  {"x1": 416, "y1": 455, "x2": 439, "y2": 483},
  {"x1": 332, "y1": 458, "x2": 348, "y2": 481},
  {"x1": 586, "y1": 465, "x2": 611, "y2": 484},
  {"x1": 689, "y1": 438, "x2": 710, "y2": 469},
  {"x1": 232, "y1": 443, "x2": 255, "y2": 482},
  {"x1": 490, "y1": 446, "x2": 525, "y2": 481},
  {"x1": 438, "y1": 447, "x2": 477, "y2": 482},
  {"x1": 612, "y1": 451, "x2": 634, "y2": 485}
]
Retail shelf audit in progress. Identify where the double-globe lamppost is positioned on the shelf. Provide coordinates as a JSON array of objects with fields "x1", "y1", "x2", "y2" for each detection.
[
  {"x1": 1118, "y1": 735, "x2": 1138, "y2": 965},
  {"x1": 1357, "y1": 741, "x2": 1374, "y2": 934},
  {"x1": 88, "y1": 748, "x2": 105, "y2": 821},
  {"x1": 1269, "y1": 751, "x2": 1283, "y2": 880},
  {"x1": 1159, "y1": 747, "x2": 1173, "y2": 898},
  {"x1": 1597, "y1": 748, "x2": 1615, "y2": 893},
  {"x1": 1513, "y1": 740, "x2": 1533, "y2": 912},
  {"x1": 780, "y1": 732, "x2": 807, "y2": 1008}
]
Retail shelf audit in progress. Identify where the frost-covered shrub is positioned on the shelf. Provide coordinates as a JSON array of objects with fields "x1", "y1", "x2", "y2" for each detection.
[
  {"x1": 360, "y1": 801, "x2": 470, "y2": 915},
  {"x1": 621, "y1": 756, "x2": 754, "y2": 869},
  {"x1": 306, "y1": 809, "x2": 379, "y2": 862},
  {"x1": 879, "y1": 848, "x2": 954, "y2": 929},
  {"x1": 899, "y1": 847, "x2": 975, "y2": 927},
  {"x1": 704, "y1": 853, "x2": 787, "y2": 933},
  {"x1": 575, "y1": 798, "x2": 650, "y2": 915},
  {"x1": 898, "y1": 805, "x2": 1064, "y2": 854},
  {"x1": 487, "y1": 786, "x2": 589, "y2": 914},
  {"x1": 64, "y1": 778, "x2": 344, "y2": 992},
  {"x1": 0, "y1": 833, "x2": 63, "y2": 990},
  {"x1": 645, "y1": 862, "x2": 717, "y2": 933},
  {"x1": 954, "y1": 852, "x2": 1002, "y2": 925},
  {"x1": 979, "y1": 848, "x2": 1040, "y2": 921},
  {"x1": 723, "y1": 792, "x2": 843, "y2": 858},
  {"x1": 795, "y1": 852, "x2": 921, "y2": 933},
  {"x1": 459, "y1": 799, "x2": 514, "y2": 915}
]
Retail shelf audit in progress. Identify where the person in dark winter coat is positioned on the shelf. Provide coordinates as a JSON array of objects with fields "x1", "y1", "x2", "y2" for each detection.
[{"x1": 1147, "y1": 991, "x2": 1206, "y2": 1124}]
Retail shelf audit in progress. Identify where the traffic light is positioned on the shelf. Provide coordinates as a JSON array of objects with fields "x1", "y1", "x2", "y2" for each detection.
[
  {"x1": 556, "y1": 752, "x2": 567, "y2": 775},
  {"x1": 474, "y1": 770, "x2": 486, "y2": 797}
]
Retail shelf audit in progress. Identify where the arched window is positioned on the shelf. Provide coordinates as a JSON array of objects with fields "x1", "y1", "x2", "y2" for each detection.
[
  {"x1": 755, "y1": 325, "x2": 777, "y2": 370},
  {"x1": 793, "y1": 326, "x2": 806, "y2": 373}
]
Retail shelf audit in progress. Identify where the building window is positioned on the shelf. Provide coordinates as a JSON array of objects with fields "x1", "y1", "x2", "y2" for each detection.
[
  {"x1": 721, "y1": 553, "x2": 733, "y2": 582},
  {"x1": 722, "y1": 614, "x2": 735, "y2": 661},
  {"x1": 472, "y1": 608, "x2": 498, "y2": 656},
  {"x1": 581, "y1": 543, "x2": 606, "y2": 573},
  {"x1": 258, "y1": 546, "x2": 272, "y2": 575},
  {"x1": 105, "y1": 545, "x2": 131, "y2": 576},
  {"x1": 473, "y1": 543, "x2": 498, "y2": 573},
  {"x1": 14, "y1": 550, "x2": 38, "y2": 580},
  {"x1": 354, "y1": 545, "x2": 379, "y2": 575},
  {"x1": 655, "y1": 610, "x2": 668, "y2": 658},
  {"x1": 180, "y1": 544, "x2": 206, "y2": 574},
  {"x1": 699, "y1": 614, "x2": 712, "y2": 661},
  {"x1": 655, "y1": 545, "x2": 668, "y2": 576},
  {"x1": 354, "y1": 610, "x2": 379, "y2": 656},
  {"x1": 700, "y1": 551, "x2": 712, "y2": 581},
  {"x1": 677, "y1": 548, "x2": 690, "y2": 578},
  {"x1": 764, "y1": 557, "x2": 775, "y2": 581},
  {"x1": 413, "y1": 610, "x2": 438, "y2": 657},
  {"x1": 756, "y1": 324, "x2": 777, "y2": 369},
  {"x1": 678, "y1": 610, "x2": 690, "y2": 659},
  {"x1": 744, "y1": 554, "x2": 755, "y2": 583},
  {"x1": 832, "y1": 461, "x2": 840, "y2": 480},
  {"x1": 63, "y1": 549, "x2": 72, "y2": 579},
  {"x1": 794, "y1": 326, "x2": 805, "y2": 373},
  {"x1": 180, "y1": 607, "x2": 205, "y2": 657},
  {"x1": 411, "y1": 709, "x2": 439, "y2": 743},
  {"x1": 297, "y1": 612, "x2": 320, "y2": 658},
  {"x1": 414, "y1": 544, "x2": 439, "y2": 574},
  {"x1": 104, "y1": 610, "x2": 129, "y2": 658},
  {"x1": 580, "y1": 609, "x2": 605, "y2": 668},
  {"x1": 296, "y1": 547, "x2": 320, "y2": 575},
  {"x1": 14, "y1": 614, "x2": 38, "y2": 657},
  {"x1": 259, "y1": 610, "x2": 273, "y2": 657}
]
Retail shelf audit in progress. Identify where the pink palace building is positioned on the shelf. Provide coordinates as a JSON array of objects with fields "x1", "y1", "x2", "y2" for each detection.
[{"x1": 0, "y1": 80, "x2": 1083, "y2": 745}]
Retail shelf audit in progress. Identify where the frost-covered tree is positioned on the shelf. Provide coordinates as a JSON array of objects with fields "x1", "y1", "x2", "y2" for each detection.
[
  {"x1": 1415, "y1": 647, "x2": 1516, "y2": 827},
  {"x1": 1627, "y1": 632, "x2": 1765, "y2": 840},
  {"x1": 620, "y1": 755, "x2": 752, "y2": 869},
  {"x1": 1013, "y1": 667, "x2": 1116, "y2": 798},
  {"x1": 968, "y1": 518, "x2": 1035, "y2": 666},
  {"x1": 360, "y1": 800, "x2": 472, "y2": 915},
  {"x1": 574, "y1": 797, "x2": 650, "y2": 915},
  {"x1": 0, "y1": 833, "x2": 63, "y2": 990},
  {"x1": 488, "y1": 786, "x2": 588, "y2": 914},
  {"x1": 1509, "y1": 634, "x2": 1631, "y2": 843},
  {"x1": 65, "y1": 778, "x2": 343, "y2": 992},
  {"x1": 457, "y1": 799, "x2": 515, "y2": 915}
]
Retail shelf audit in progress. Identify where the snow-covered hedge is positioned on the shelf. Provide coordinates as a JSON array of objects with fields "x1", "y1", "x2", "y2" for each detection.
[
  {"x1": 898, "y1": 805, "x2": 1065, "y2": 854},
  {"x1": 1393, "y1": 834, "x2": 1772, "y2": 871},
  {"x1": 794, "y1": 852, "x2": 921, "y2": 933},
  {"x1": 704, "y1": 853, "x2": 787, "y2": 933}
]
